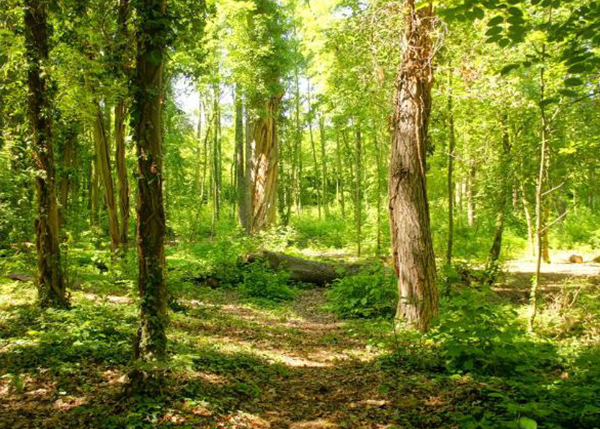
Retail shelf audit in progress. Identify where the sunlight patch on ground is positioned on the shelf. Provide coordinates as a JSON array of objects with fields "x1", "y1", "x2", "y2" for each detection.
[
  {"x1": 506, "y1": 260, "x2": 600, "y2": 277},
  {"x1": 290, "y1": 419, "x2": 339, "y2": 429}
]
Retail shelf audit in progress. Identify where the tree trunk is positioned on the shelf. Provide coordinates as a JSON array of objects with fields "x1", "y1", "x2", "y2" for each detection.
[
  {"x1": 58, "y1": 126, "x2": 77, "y2": 215},
  {"x1": 374, "y1": 127, "x2": 383, "y2": 256},
  {"x1": 336, "y1": 132, "x2": 345, "y2": 217},
  {"x1": 293, "y1": 67, "x2": 302, "y2": 215},
  {"x1": 388, "y1": 0, "x2": 438, "y2": 332},
  {"x1": 354, "y1": 126, "x2": 362, "y2": 256},
  {"x1": 307, "y1": 83, "x2": 321, "y2": 219},
  {"x1": 446, "y1": 71, "x2": 455, "y2": 266},
  {"x1": 248, "y1": 97, "x2": 280, "y2": 233},
  {"x1": 93, "y1": 106, "x2": 121, "y2": 251},
  {"x1": 24, "y1": 0, "x2": 67, "y2": 308},
  {"x1": 530, "y1": 65, "x2": 549, "y2": 332},
  {"x1": 132, "y1": 0, "x2": 168, "y2": 364},
  {"x1": 487, "y1": 114, "x2": 511, "y2": 269},
  {"x1": 467, "y1": 163, "x2": 476, "y2": 226},
  {"x1": 115, "y1": 102, "x2": 129, "y2": 246},
  {"x1": 319, "y1": 115, "x2": 329, "y2": 218},
  {"x1": 235, "y1": 87, "x2": 247, "y2": 229}
]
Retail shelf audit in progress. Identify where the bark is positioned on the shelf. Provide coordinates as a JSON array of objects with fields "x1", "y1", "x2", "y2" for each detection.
[
  {"x1": 93, "y1": 106, "x2": 121, "y2": 251},
  {"x1": 530, "y1": 65, "x2": 549, "y2": 332},
  {"x1": 374, "y1": 127, "x2": 383, "y2": 255},
  {"x1": 467, "y1": 162, "x2": 476, "y2": 226},
  {"x1": 24, "y1": 0, "x2": 67, "y2": 308},
  {"x1": 487, "y1": 114, "x2": 511, "y2": 269},
  {"x1": 388, "y1": 0, "x2": 438, "y2": 332},
  {"x1": 235, "y1": 87, "x2": 246, "y2": 229},
  {"x1": 132, "y1": 0, "x2": 168, "y2": 363},
  {"x1": 293, "y1": 67, "x2": 302, "y2": 215},
  {"x1": 243, "y1": 251, "x2": 365, "y2": 285},
  {"x1": 446, "y1": 71, "x2": 455, "y2": 266},
  {"x1": 247, "y1": 97, "x2": 280, "y2": 233},
  {"x1": 58, "y1": 126, "x2": 77, "y2": 213},
  {"x1": 114, "y1": 0, "x2": 131, "y2": 247},
  {"x1": 354, "y1": 126, "x2": 362, "y2": 256},
  {"x1": 307, "y1": 83, "x2": 321, "y2": 218},
  {"x1": 521, "y1": 188, "x2": 535, "y2": 256},
  {"x1": 319, "y1": 115, "x2": 329, "y2": 218},
  {"x1": 115, "y1": 102, "x2": 129, "y2": 246},
  {"x1": 336, "y1": 133, "x2": 345, "y2": 217}
]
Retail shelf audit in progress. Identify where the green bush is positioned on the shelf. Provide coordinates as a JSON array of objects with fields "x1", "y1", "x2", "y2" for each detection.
[
  {"x1": 430, "y1": 288, "x2": 555, "y2": 376},
  {"x1": 327, "y1": 267, "x2": 397, "y2": 318},
  {"x1": 239, "y1": 262, "x2": 296, "y2": 302}
]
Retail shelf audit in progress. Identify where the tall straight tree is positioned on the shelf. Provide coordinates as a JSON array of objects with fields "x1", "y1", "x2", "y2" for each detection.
[
  {"x1": 114, "y1": 0, "x2": 131, "y2": 246},
  {"x1": 131, "y1": 0, "x2": 168, "y2": 366},
  {"x1": 388, "y1": 0, "x2": 438, "y2": 332},
  {"x1": 23, "y1": 0, "x2": 68, "y2": 308}
]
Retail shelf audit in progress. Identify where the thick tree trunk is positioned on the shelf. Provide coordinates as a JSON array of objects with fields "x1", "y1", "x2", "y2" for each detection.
[
  {"x1": 248, "y1": 97, "x2": 280, "y2": 233},
  {"x1": 24, "y1": 0, "x2": 67, "y2": 308},
  {"x1": 93, "y1": 106, "x2": 121, "y2": 251},
  {"x1": 132, "y1": 0, "x2": 168, "y2": 364},
  {"x1": 388, "y1": 0, "x2": 438, "y2": 332},
  {"x1": 243, "y1": 251, "x2": 365, "y2": 285}
]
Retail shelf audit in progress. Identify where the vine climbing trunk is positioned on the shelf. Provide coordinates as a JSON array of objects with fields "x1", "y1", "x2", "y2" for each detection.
[
  {"x1": 388, "y1": 0, "x2": 438, "y2": 332},
  {"x1": 131, "y1": 0, "x2": 168, "y2": 368},
  {"x1": 24, "y1": 0, "x2": 68, "y2": 308}
]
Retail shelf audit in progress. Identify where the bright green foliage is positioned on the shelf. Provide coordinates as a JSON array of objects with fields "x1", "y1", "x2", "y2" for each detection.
[
  {"x1": 328, "y1": 267, "x2": 397, "y2": 318},
  {"x1": 239, "y1": 262, "x2": 296, "y2": 302}
]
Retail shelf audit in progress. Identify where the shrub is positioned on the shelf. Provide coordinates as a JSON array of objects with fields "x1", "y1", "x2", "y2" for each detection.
[
  {"x1": 239, "y1": 262, "x2": 296, "y2": 302},
  {"x1": 429, "y1": 288, "x2": 555, "y2": 376},
  {"x1": 327, "y1": 267, "x2": 397, "y2": 318}
]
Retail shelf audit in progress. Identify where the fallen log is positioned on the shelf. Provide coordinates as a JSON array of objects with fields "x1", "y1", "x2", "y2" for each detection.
[{"x1": 242, "y1": 250, "x2": 365, "y2": 286}]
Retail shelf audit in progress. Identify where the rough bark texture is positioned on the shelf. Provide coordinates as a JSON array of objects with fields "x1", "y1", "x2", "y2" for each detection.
[
  {"x1": 388, "y1": 0, "x2": 438, "y2": 332},
  {"x1": 132, "y1": 0, "x2": 168, "y2": 363},
  {"x1": 24, "y1": 0, "x2": 68, "y2": 308},
  {"x1": 248, "y1": 97, "x2": 280, "y2": 233},
  {"x1": 94, "y1": 107, "x2": 121, "y2": 251}
]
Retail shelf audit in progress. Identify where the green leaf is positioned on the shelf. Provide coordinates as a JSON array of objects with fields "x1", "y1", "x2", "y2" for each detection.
[
  {"x1": 508, "y1": 6, "x2": 523, "y2": 16},
  {"x1": 567, "y1": 63, "x2": 587, "y2": 73},
  {"x1": 539, "y1": 97, "x2": 558, "y2": 107},
  {"x1": 473, "y1": 7, "x2": 485, "y2": 19},
  {"x1": 499, "y1": 38, "x2": 511, "y2": 48},
  {"x1": 564, "y1": 77, "x2": 584, "y2": 86},
  {"x1": 500, "y1": 63, "x2": 520, "y2": 74},
  {"x1": 558, "y1": 88, "x2": 578, "y2": 97},
  {"x1": 519, "y1": 417, "x2": 537, "y2": 429},
  {"x1": 488, "y1": 16, "x2": 504, "y2": 26},
  {"x1": 486, "y1": 34, "x2": 502, "y2": 43},
  {"x1": 486, "y1": 26, "x2": 503, "y2": 36}
]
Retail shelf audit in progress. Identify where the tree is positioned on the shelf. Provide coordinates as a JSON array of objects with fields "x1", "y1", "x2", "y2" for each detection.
[
  {"x1": 388, "y1": 0, "x2": 438, "y2": 332},
  {"x1": 131, "y1": 0, "x2": 169, "y2": 369},
  {"x1": 23, "y1": 0, "x2": 68, "y2": 308}
]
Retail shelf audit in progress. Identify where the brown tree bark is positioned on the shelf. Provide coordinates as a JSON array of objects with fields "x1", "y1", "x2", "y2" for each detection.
[
  {"x1": 354, "y1": 126, "x2": 362, "y2": 257},
  {"x1": 114, "y1": 0, "x2": 130, "y2": 247},
  {"x1": 93, "y1": 106, "x2": 121, "y2": 251},
  {"x1": 388, "y1": 0, "x2": 438, "y2": 332},
  {"x1": 24, "y1": 0, "x2": 67, "y2": 308},
  {"x1": 247, "y1": 97, "x2": 280, "y2": 233},
  {"x1": 132, "y1": 0, "x2": 168, "y2": 363},
  {"x1": 235, "y1": 86, "x2": 247, "y2": 229},
  {"x1": 487, "y1": 114, "x2": 511, "y2": 269},
  {"x1": 58, "y1": 126, "x2": 77, "y2": 214},
  {"x1": 446, "y1": 70, "x2": 455, "y2": 266},
  {"x1": 319, "y1": 115, "x2": 329, "y2": 218}
]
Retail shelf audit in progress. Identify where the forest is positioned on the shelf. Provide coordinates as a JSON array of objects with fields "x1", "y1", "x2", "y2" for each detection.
[{"x1": 1, "y1": 0, "x2": 599, "y2": 427}]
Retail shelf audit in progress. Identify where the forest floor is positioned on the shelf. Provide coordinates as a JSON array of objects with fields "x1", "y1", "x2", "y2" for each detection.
[{"x1": 1, "y1": 255, "x2": 599, "y2": 428}]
